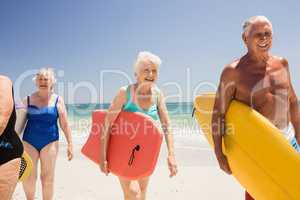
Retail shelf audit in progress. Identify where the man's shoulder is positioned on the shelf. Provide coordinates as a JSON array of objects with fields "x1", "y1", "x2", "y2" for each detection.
[
  {"x1": 222, "y1": 59, "x2": 240, "y2": 75},
  {"x1": 272, "y1": 55, "x2": 289, "y2": 67},
  {"x1": 219, "y1": 59, "x2": 240, "y2": 82},
  {"x1": 226, "y1": 59, "x2": 240, "y2": 69}
]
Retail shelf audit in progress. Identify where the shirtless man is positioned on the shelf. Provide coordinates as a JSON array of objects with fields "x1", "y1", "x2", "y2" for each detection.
[{"x1": 211, "y1": 16, "x2": 300, "y2": 200}]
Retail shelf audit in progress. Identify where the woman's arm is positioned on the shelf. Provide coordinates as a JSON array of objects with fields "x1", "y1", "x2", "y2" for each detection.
[
  {"x1": 157, "y1": 92, "x2": 174, "y2": 155},
  {"x1": 14, "y1": 97, "x2": 29, "y2": 135},
  {"x1": 100, "y1": 87, "x2": 127, "y2": 174},
  {"x1": 157, "y1": 91, "x2": 177, "y2": 177},
  {"x1": 0, "y1": 76, "x2": 13, "y2": 136},
  {"x1": 57, "y1": 97, "x2": 72, "y2": 145},
  {"x1": 57, "y1": 96, "x2": 73, "y2": 160}
]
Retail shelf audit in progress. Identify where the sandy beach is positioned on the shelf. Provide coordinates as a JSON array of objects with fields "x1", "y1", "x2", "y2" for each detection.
[{"x1": 13, "y1": 137, "x2": 244, "y2": 200}]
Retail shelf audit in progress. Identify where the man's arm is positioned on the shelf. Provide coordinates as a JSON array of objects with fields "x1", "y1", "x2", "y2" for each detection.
[
  {"x1": 283, "y1": 58, "x2": 300, "y2": 143},
  {"x1": 211, "y1": 65, "x2": 237, "y2": 174}
]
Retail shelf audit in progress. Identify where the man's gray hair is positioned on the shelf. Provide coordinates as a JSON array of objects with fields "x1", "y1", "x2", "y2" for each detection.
[{"x1": 242, "y1": 16, "x2": 273, "y2": 36}]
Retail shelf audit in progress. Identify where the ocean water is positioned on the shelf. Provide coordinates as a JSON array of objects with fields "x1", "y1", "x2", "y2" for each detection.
[{"x1": 65, "y1": 102, "x2": 206, "y2": 148}]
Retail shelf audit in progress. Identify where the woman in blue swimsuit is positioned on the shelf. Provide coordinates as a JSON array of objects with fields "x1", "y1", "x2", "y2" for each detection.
[
  {"x1": 21, "y1": 68, "x2": 73, "y2": 200},
  {"x1": 99, "y1": 52, "x2": 178, "y2": 200}
]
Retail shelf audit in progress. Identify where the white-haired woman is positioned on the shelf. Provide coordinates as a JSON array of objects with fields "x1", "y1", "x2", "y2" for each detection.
[
  {"x1": 20, "y1": 68, "x2": 73, "y2": 200},
  {"x1": 99, "y1": 51, "x2": 178, "y2": 200}
]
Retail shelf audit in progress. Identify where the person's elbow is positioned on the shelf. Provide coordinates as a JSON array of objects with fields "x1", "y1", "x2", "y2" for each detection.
[
  {"x1": 60, "y1": 119, "x2": 70, "y2": 133},
  {"x1": 290, "y1": 97, "x2": 299, "y2": 109},
  {"x1": 0, "y1": 106, "x2": 13, "y2": 135},
  {"x1": 211, "y1": 112, "x2": 223, "y2": 137},
  {"x1": 1, "y1": 104, "x2": 13, "y2": 123}
]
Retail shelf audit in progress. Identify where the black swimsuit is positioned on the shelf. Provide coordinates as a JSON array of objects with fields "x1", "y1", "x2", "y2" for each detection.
[{"x1": 0, "y1": 88, "x2": 24, "y2": 165}]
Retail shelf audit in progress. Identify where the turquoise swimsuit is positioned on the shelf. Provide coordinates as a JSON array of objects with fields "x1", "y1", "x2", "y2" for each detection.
[{"x1": 123, "y1": 85, "x2": 160, "y2": 120}]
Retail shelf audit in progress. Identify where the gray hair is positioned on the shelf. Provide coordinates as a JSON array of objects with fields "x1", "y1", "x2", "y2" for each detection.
[
  {"x1": 242, "y1": 16, "x2": 273, "y2": 36},
  {"x1": 33, "y1": 67, "x2": 57, "y2": 86},
  {"x1": 134, "y1": 51, "x2": 162, "y2": 74}
]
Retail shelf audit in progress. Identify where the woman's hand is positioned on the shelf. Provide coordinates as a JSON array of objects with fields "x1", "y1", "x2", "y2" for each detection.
[
  {"x1": 67, "y1": 144, "x2": 73, "y2": 161},
  {"x1": 167, "y1": 154, "x2": 178, "y2": 178}
]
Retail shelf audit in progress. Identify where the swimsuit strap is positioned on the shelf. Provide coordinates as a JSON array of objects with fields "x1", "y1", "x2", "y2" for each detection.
[
  {"x1": 27, "y1": 96, "x2": 30, "y2": 107},
  {"x1": 54, "y1": 95, "x2": 59, "y2": 107},
  {"x1": 125, "y1": 85, "x2": 132, "y2": 104},
  {"x1": 12, "y1": 87, "x2": 15, "y2": 104},
  {"x1": 153, "y1": 87, "x2": 160, "y2": 106},
  {"x1": 131, "y1": 85, "x2": 136, "y2": 104}
]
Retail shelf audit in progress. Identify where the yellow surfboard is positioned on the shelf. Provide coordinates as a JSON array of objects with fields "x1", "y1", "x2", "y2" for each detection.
[
  {"x1": 193, "y1": 93, "x2": 300, "y2": 200},
  {"x1": 19, "y1": 151, "x2": 33, "y2": 182}
]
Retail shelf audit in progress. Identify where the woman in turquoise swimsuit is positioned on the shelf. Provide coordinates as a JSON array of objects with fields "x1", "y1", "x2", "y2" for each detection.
[
  {"x1": 21, "y1": 68, "x2": 73, "y2": 200},
  {"x1": 100, "y1": 51, "x2": 178, "y2": 200}
]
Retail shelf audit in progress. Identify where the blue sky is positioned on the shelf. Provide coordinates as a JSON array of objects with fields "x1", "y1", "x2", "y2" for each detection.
[{"x1": 1, "y1": 0, "x2": 300, "y2": 103}]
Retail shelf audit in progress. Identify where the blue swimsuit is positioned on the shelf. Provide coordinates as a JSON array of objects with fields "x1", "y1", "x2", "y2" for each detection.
[
  {"x1": 123, "y1": 85, "x2": 160, "y2": 120},
  {"x1": 23, "y1": 95, "x2": 60, "y2": 152}
]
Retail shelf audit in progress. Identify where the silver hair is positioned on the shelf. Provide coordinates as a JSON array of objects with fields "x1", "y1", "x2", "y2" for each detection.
[
  {"x1": 134, "y1": 51, "x2": 162, "y2": 74},
  {"x1": 242, "y1": 16, "x2": 273, "y2": 36},
  {"x1": 33, "y1": 67, "x2": 57, "y2": 87}
]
